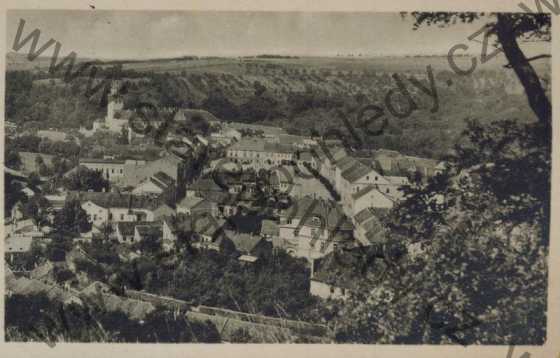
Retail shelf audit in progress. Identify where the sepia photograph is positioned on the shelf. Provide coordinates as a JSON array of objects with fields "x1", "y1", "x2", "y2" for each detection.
[{"x1": 3, "y1": 7, "x2": 553, "y2": 347}]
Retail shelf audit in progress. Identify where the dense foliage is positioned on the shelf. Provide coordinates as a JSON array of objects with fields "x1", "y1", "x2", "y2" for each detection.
[
  {"x1": 63, "y1": 167, "x2": 110, "y2": 192},
  {"x1": 76, "y1": 239, "x2": 322, "y2": 321},
  {"x1": 6, "y1": 72, "x2": 106, "y2": 128},
  {"x1": 6, "y1": 292, "x2": 220, "y2": 343},
  {"x1": 54, "y1": 199, "x2": 92, "y2": 235},
  {"x1": 332, "y1": 12, "x2": 551, "y2": 344},
  {"x1": 7, "y1": 54, "x2": 546, "y2": 160}
]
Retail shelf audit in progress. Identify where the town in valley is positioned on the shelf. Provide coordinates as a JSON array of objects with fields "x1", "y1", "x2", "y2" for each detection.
[{"x1": 4, "y1": 11, "x2": 551, "y2": 345}]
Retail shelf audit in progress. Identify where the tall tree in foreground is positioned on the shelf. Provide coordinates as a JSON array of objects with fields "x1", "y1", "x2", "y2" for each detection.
[
  {"x1": 335, "y1": 12, "x2": 551, "y2": 344},
  {"x1": 410, "y1": 12, "x2": 551, "y2": 130}
]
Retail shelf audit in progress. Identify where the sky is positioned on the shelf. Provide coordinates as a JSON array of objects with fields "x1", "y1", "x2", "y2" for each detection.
[{"x1": 6, "y1": 10, "x2": 550, "y2": 60}]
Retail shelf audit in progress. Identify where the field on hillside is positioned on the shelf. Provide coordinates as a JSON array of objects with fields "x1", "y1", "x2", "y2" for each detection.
[
  {"x1": 9, "y1": 51, "x2": 550, "y2": 75},
  {"x1": 6, "y1": 52, "x2": 551, "y2": 159}
]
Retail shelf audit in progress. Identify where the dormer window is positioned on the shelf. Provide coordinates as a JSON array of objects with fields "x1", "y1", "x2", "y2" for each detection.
[{"x1": 311, "y1": 216, "x2": 322, "y2": 226}]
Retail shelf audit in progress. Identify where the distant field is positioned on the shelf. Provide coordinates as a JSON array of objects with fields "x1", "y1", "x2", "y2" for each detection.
[
  {"x1": 119, "y1": 55, "x2": 552, "y2": 77},
  {"x1": 8, "y1": 51, "x2": 549, "y2": 75},
  {"x1": 6, "y1": 51, "x2": 551, "y2": 160}
]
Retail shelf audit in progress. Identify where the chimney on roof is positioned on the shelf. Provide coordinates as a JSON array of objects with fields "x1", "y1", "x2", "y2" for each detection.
[
  {"x1": 310, "y1": 258, "x2": 316, "y2": 278},
  {"x1": 333, "y1": 242, "x2": 340, "y2": 253}
]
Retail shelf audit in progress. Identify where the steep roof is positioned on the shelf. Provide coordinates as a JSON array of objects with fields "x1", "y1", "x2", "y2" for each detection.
[
  {"x1": 124, "y1": 154, "x2": 184, "y2": 187},
  {"x1": 260, "y1": 219, "x2": 279, "y2": 236},
  {"x1": 80, "y1": 158, "x2": 126, "y2": 165},
  {"x1": 70, "y1": 192, "x2": 164, "y2": 211},
  {"x1": 385, "y1": 176, "x2": 409, "y2": 185},
  {"x1": 225, "y1": 231, "x2": 263, "y2": 253},
  {"x1": 270, "y1": 166, "x2": 296, "y2": 185},
  {"x1": 178, "y1": 196, "x2": 206, "y2": 209},
  {"x1": 188, "y1": 178, "x2": 224, "y2": 192},
  {"x1": 299, "y1": 151, "x2": 314, "y2": 161},
  {"x1": 170, "y1": 214, "x2": 226, "y2": 238},
  {"x1": 280, "y1": 197, "x2": 353, "y2": 231},
  {"x1": 5, "y1": 235, "x2": 33, "y2": 253},
  {"x1": 226, "y1": 122, "x2": 286, "y2": 136},
  {"x1": 117, "y1": 221, "x2": 155, "y2": 236},
  {"x1": 331, "y1": 147, "x2": 348, "y2": 162},
  {"x1": 353, "y1": 206, "x2": 388, "y2": 245},
  {"x1": 199, "y1": 190, "x2": 235, "y2": 204},
  {"x1": 29, "y1": 261, "x2": 56, "y2": 281},
  {"x1": 192, "y1": 215, "x2": 226, "y2": 237},
  {"x1": 146, "y1": 177, "x2": 169, "y2": 191},
  {"x1": 316, "y1": 144, "x2": 347, "y2": 165},
  {"x1": 351, "y1": 184, "x2": 395, "y2": 203},
  {"x1": 4, "y1": 166, "x2": 27, "y2": 179},
  {"x1": 175, "y1": 108, "x2": 220, "y2": 123},
  {"x1": 279, "y1": 134, "x2": 305, "y2": 146},
  {"x1": 354, "y1": 207, "x2": 377, "y2": 225},
  {"x1": 190, "y1": 199, "x2": 216, "y2": 214},
  {"x1": 341, "y1": 158, "x2": 381, "y2": 183},
  {"x1": 152, "y1": 171, "x2": 176, "y2": 187},
  {"x1": 336, "y1": 156, "x2": 355, "y2": 172},
  {"x1": 404, "y1": 155, "x2": 439, "y2": 170},
  {"x1": 227, "y1": 214, "x2": 262, "y2": 234},
  {"x1": 135, "y1": 224, "x2": 163, "y2": 240},
  {"x1": 229, "y1": 138, "x2": 294, "y2": 154},
  {"x1": 37, "y1": 130, "x2": 68, "y2": 142}
]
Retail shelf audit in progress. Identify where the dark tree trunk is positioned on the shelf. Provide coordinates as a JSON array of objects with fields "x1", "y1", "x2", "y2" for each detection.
[{"x1": 495, "y1": 14, "x2": 552, "y2": 132}]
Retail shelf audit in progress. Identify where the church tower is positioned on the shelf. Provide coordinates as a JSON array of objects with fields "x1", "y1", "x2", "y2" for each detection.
[{"x1": 106, "y1": 80, "x2": 124, "y2": 124}]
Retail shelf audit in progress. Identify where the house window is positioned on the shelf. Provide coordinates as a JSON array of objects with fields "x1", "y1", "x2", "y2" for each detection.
[
  {"x1": 120, "y1": 214, "x2": 124, "y2": 220},
  {"x1": 366, "y1": 176, "x2": 369, "y2": 180},
  {"x1": 375, "y1": 176, "x2": 378, "y2": 181},
  {"x1": 386, "y1": 188, "x2": 390, "y2": 193},
  {"x1": 330, "y1": 286, "x2": 335, "y2": 294},
  {"x1": 93, "y1": 214, "x2": 97, "y2": 220}
]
